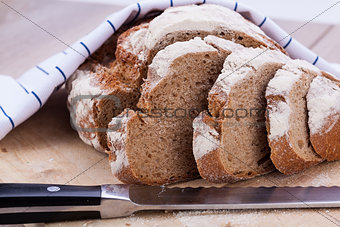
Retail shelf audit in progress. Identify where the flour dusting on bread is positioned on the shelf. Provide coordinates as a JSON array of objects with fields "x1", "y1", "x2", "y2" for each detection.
[
  {"x1": 68, "y1": 70, "x2": 108, "y2": 151},
  {"x1": 192, "y1": 116, "x2": 220, "y2": 160},
  {"x1": 265, "y1": 70, "x2": 300, "y2": 97},
  {"x1": 145, "y1": 4, "x2": 269, "y2": 50},
  {"x1": 121, "y1": 26, "x2": 148, "y2": 61},
  {"x1": 267, "y1": 101, "x2": 291, "y2": 140},
  {"x1": 307, "y1": 75, "x2": 340, "y2": 135},
  {"x1": 107, "y1": 114, "x2": 130, "y2": 175},
  {"x1": 265, "y1": 70, "x2": 299, "y2": 140},
  {"x1": 150, "y1": 38, "x2": 217, "y2": 77}
]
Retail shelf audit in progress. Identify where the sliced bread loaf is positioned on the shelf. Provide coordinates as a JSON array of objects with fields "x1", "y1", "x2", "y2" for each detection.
[
  {"x1": 107, "y1": 37, "x2": 242, "y2": 185},
  {"x1": 193, "y1": 48, "x2": 289, "y2": 183},
  {"x1": 266, "y1": 60, "x2": 323, "y2": 175},
  {"x1": 307, "y1": 72, "x2": 340, "y2": 161},
  {"x1": 68, "y1": 4, "x2": 286, "y2": 152}
]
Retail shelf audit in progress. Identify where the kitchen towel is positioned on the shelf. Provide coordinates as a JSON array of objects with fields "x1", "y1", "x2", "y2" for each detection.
[{"x1": 0, "y1": 0, "x2": 339, "y2": 140}]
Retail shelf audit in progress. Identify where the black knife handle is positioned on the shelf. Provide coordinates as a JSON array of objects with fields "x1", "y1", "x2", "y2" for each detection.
[
  {"x1": 0, "y1": 183, "x2": 102, "y2": 224},
  {"x1": 0, "y1": 183, "x2": 101, "y2": 207}
]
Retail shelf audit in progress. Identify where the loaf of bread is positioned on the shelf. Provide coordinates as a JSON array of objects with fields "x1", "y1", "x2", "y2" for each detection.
[
  {"x1": 67, "y1": 3, "x2": 338, "y2": 185},
  {"x1": 67, "y1": 4, "x2": 285, "y2": 153},
  {"x1": 266, "y1": 60, "x2": 324, "y2": 174},
  {"x1": 307, "y1": 72, "x2": 340, "y2": 161},
  {"x1": 193, "y1": 47, "x2": 289, "y2": 183},
  {"x1": 106, "y1": 25, "x2": 291, "y2": 185}
]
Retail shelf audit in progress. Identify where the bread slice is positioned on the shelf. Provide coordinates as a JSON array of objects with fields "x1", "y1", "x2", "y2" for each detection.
[
  {"x1": 68, "y1": 4, "x2": 286, "y2": 152},
  {"x1": 107, "y1": 37, "x2": 243, "y2": 185},
  {"x1": 193, "y1": 48, "x2": 290, "y2": 183},
  {"x1": 108, "y1": 109, "x2": 199, "y2": 185},
  {"x1": 266, "y1": 60, "x2": 323, "y2": 175},
  {"x1": 137, "y1": 36, "x2": 244, "y2": 111},
  {"x1": 67, "y1": 22, "x2": 149, "y2": 152},
  {"x1": 144, "y1": 4, "x2": 285, "y2": 63},
  {"x1": 307, "y1": 72, "x2": 340, "y2": 161}
]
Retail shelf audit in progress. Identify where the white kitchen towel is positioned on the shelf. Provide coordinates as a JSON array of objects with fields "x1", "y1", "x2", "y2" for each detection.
[{"x1": 0, "y1": 0, "x2": 339, "y2": 140}]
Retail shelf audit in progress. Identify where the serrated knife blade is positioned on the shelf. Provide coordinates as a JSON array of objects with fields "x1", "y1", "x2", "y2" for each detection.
[{"x1": 1, "y1": 183, "x2": 340, "y2": 224}]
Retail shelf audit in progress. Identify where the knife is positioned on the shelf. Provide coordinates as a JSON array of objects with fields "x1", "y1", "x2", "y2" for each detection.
[{"x1": 1, "y1": 183, "x2": 340, "y2": 224}]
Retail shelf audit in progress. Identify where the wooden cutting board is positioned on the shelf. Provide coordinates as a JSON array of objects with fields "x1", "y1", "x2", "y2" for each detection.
[{"x1": 1, "y1": 0, "x2": 340, "y2": 226}]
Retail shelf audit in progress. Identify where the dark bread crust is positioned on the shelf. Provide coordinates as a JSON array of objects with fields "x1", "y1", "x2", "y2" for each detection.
[
  {"x1": 108, "y1": 147, "x2": 141, "y2": 184},
  {"x1": 242, "y1": 18, "x2": 286, "y2": 55},
  {"x1": 115, "y1": 166, "x2": 142, "y2": 184},
  {"x1": 309, "y1": 72, "x2": 340, "y2": 161},
  {"x1": 197, "y1": 149, "x2": 240, "y2": 184},
  {"x1": 268, "y1": 136, "x2": 321, "y2": 175},
  {"x1": 310, "y1": 117, "x2": 340, "y2": 161}
]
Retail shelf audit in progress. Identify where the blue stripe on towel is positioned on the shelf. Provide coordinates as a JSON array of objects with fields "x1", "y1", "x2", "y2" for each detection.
[
  {"x1": 107, "y1": 20, "x2": 116, "y2": 33},
  {"x1": 62, "y1": 50, "x2": 67, "y2": 55},
  {"x1": 0, "y1": 105, "x2": 14, "y2": 128},
  {"x1": 202, "y1": 0, "x2": 206, "y2": 3},
  {"x1": 313, "y1": 56, "x2": 319, "y2": 65},
  {"x1": 234, "y1": 2, "x2": 238, "y2": 11},
  {"x1": 170, "y1": 0, "x2": 173, "y2": 7},
  {"x1": 55, "y1": 66, "x2": 66, "y2": 81},
  {"x1": 17, "y1": 81, "x2": 29, "y2": 94},
  {"x1": 131, "y1": 3, "x2": 141, "y2": 23},
  {"x1": 80, "y1": 42, "x2": 91, "y2": 56},
  {"x1": 31, "y1": 91, "x2": 42, "y2": 107},
  {"x1": 36, "y1": 65, "x2": 49, "y2": 75},
  {"x1": 283, "y1": 37, "x2": 292, "y2": 49},
  {"x1": 259, "y1": 17, "x2": 267, "y2": 27}
]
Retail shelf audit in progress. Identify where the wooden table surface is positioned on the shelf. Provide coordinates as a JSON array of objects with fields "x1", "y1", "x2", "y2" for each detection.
[{"x1": 1, "y1": 0, "x2": 340, "y2": 226}]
